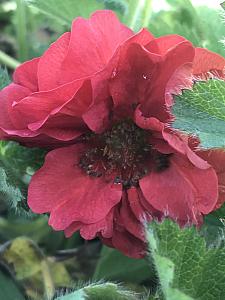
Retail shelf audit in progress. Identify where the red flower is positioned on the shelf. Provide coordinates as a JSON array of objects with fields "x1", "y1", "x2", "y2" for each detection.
[{"x1": 1, "y1": 11, "x2": 225, "y2": 258}]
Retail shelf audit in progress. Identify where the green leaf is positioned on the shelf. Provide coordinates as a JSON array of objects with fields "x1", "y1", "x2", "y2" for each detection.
[
  {"x1": 147, "y1": 219, "x2": 225, "y2": 299},
  {"x1": 0, "y1": 141, "x2": 46, "y2": 215},
  {"x1": 221, "y1": 2, "x2": 225, "y2": 10},
  {"x1": 0, "y1": 67, "x2": 10, "y2": 89},
  {"x1": 172, "y1": 79, "x2": 225, "y2": 148},
  {"x1": 56, "y1": 289, "x2": 85, "y2": 300},
  {"x1": 55, "y1": 282, "x2": 138, "y2": 300},
  {"x1": 0, "y1": 167, "x2": 23, "y2": 211},
  {"x1": 94, "y1": 246, "x2": 153, "y2": 283},
  {"x1": 0, "y1": 271, "x2": 25, "y2": 300},
  {"x1": 200, "y1": 202, "x2": 225, "y2": 249},
  {"x1": 25, "y1": 0, "x2": 104, "y2": 26}
]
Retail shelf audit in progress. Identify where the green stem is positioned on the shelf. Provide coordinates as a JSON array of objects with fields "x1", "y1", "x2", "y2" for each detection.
[
  {"x1": 127, "y1": 0, "x2": 145, "y2": 31},
  {"x1": 0, "y1": 50, "x2": 20, "y2": 69},
  {"x1": 142, "y1": 0, "x2": 152, "y2": 28},
  {"x1": 15, "y1": 0, "x2": 28, "y2": 62}
]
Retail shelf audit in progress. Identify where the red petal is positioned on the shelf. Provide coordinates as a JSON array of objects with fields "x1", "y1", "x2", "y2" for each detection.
[
  {"x1": 128, "y1": 187, "x2": 163, "y2": 221},
  {"x1": 82, "y1": 99, "x2": 112, "y2": 133},
  {"x1": 165, "y1": 63, "x2": 193, "y2": 106},
  {"x1": 145, "y1": 34, "x2": 187, "y2": 55},
  {"x1": 80, "y1": 29, "x2": 155, "y2": 132},
  {"x1": 198, "y1": 149, "x2": 225, "y2": 209},
  {"x1": 61, "y1": 10, "x2": 133, "y2": 82},
  {"x1": 36, "y1": 127, "x2": 83, "y2": 141},
  {"x1": 127, "y1": 187, "x2": 149, "y2": 220},
  {"x1": 134, "y1": 107, "x2": 165, "y2": 131},
  {"x1": 140, "y1": 40, "x2": 195, "y2": 118},
  {"x1": 14, "y1": 80, "x2": 91, "y2": 140},
  {"x1": 111, "y1": 229, "x2": 146, "y2": 258},
  {"x1": 28, "y1": 144, "x2": 122, "y2": 230},
  {"x1": 37, "y1": 32, "x2": 71, "y2": 90},
  {"x1": 118, "y1": 191, "x2": 145, "y2": 241},
  {"x1": 162, "y1": 130, "x2": 210, "y2": 169},
  {"x1": 193, "y1": 48, "x2": 225, "y2": 79},
  {"x1": 0, "y1": 83, "x2": 38, "y2": 138},
  {"x1": 140, "y1": 154, "x2": 218, "y2": 224},
  {"x1": 13, "y1": 57, "x2": 40, "y2": 92},
  {"x1": 109, "y1": 43, "x2": 161, "y2": 117},
  {"x1": 65, "y1": 209, "x2": 114, "y2": 239}
]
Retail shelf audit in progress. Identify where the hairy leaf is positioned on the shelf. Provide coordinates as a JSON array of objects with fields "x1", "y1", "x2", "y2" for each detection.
[
  {"x1": 0, "y1": 67, "x2": 10, "y2": 89},
  {"x1": 172, "y1": 79, "x2": 225, "y2": 148},
  {"x1": 0, "y1": 141, "x2": 46, "y2": 215},
  {"x1": 147, "y1": 219, "x2": 225, "y2": 299},
  {"x1": 0, "y1": 167, "x2": 23, "y2": 211},
  {"x1": 55, "y1": 282, "x2": 138, "y2": 300}
]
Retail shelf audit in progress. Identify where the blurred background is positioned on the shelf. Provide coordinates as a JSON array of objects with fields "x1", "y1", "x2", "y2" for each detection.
[{"x1": 0, "y1": 0, "x2": 224, "y2": 299}]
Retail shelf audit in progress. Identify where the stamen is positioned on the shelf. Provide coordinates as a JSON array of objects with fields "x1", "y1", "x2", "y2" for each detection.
[{"x1": 79, "y1": 121, "x2": 172, "y2": 187}]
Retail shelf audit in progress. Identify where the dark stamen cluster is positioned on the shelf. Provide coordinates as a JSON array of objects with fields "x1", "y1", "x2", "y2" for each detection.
[
  {"x1": 154, "y1": 153, "x2": 172, "y2": 172},
  {"x1": 79, "y1": 121, "x2": 171, "y2": 188}
]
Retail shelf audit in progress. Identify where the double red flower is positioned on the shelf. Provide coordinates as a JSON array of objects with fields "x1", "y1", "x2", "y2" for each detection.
[{"x1": 0, "y1": 10, "x2": 225, "y2": 258}]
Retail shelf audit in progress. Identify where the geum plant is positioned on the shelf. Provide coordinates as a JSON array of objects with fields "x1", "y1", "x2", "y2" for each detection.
[{"x1": 0, "y1": 6, "x2": 225, "y2": 300}]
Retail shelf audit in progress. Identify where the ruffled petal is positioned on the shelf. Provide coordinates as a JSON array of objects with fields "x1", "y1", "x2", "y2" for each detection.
[
  {"x1": 165, "y1": 62, "x2": 193, "y2": 106},
  {"x1": 13, "y1": 57, "x2": 40, "y2": 92},
  {"x1": 193, "y1": 48, "x2": 225, "y2": 79},
  {"x1": 65, "y1": 209, "x2": 114, "y2": 239},
  {"x1": 37, "y1": 32, "x2": 71, "y2": 90},
  {"x1": 140, "y1": 154, "x2": 218, "y2": 224},
  {"x1": 118, "y1": 191, "x2": 145, "y2": 241},
  {"x1": 162, "y1": 130, "x2": 210, "y2": 169},
  {"x1": 145, "y1": 34, "x2": 187, "y2": 55},
  {"x1": 0, "y1": 83, "x2": 38, "y2": 138},
  {"x1": 13, "y1": 80, "x2": 91, "y2": 140},
  {"x1": 127, "y1": 187, "x2": 148, "y2": 220},
  {"x1": 82, "y1": 99, "x2": 112, "y2": 133},
  {"x1": 111, "y1": 229, "x2": 146, "y2": 258},
  {"x1": 140, "y1": 40, "x2": 195, "y2": 119},
  {"x1": 197, "y1": 149, "x2": 225, "y2": 209},
  {"x1": 60, "y1": 10, "x2": 133, "y2": 83},
  {"x1": 127, "y1": 187, "x2": 161, "y2": 220},
  {"x1": 80, "y1": 29, "x2": 155, "y2": 132},
  {"x1": 134, "y1": 107, "x2": 165, "y2": 131},
  {"x1": 28, "y1": 144, "x2": 122, "y2": 230},
  {"x1": 109, "y1": 43, "x2": 160, "y2": 115}
]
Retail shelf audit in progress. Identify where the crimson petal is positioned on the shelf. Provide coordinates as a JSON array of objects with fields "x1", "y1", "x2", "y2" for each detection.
[
  {"x1": 140, "y1": 154, "x2": 218, "y2": 225},
  {"x1": 28, "y1": 145, "x2": 122, "y2": 230},
  {"x1": 198, "y1": 149, "x2": 225, "y2": 209},
  {"x1": 193, "y1": 48, "x2": 225, "y2": 79}
]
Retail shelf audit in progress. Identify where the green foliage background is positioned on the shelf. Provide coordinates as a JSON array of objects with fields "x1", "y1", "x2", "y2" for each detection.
[{"x1": 0, "y1": 0, "x2": 225, "y2": 299}]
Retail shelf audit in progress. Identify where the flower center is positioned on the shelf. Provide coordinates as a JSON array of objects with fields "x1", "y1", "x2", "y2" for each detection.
[{"x1": 79, "y1": 121, "x2": 171, "y2": 188}]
